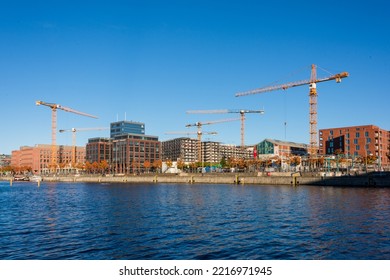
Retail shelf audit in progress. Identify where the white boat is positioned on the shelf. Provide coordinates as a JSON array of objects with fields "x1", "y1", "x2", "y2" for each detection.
[{"x1": 29, "y1": 175, "x2": 43, "y2": 182}]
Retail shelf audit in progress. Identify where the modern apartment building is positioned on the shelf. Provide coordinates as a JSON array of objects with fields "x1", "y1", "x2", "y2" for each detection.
[
  {"x1": 162, "y1": 138, "x2": 254, "y2": 164},
  {"x1": 203, "y1": 141, "x2": 253, "y2": 163},
  {"x1": 161, "y1": 137, "x2": 198, "y2": 163},
  {"x1": 112, "y1": 133, "x2": 160, "y2": 174},
  {"x1": 319, "y1": 124, "x2": 389, "y2": 167},
  {"x1": 11, "y1": 144, "x2": 86, "y2": 174},
  {"x1": 110, "y1": 120, "x2": 145, "y2": 138},
  {"x1": 86, "y1": 137, "x2": 112, "y2": 164}
]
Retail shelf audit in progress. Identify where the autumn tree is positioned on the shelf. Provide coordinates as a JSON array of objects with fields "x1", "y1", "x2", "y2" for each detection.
[
  {"x1": 85, "y1": 161, "x2": 93, "y2": 174},
  {"x1": 92, "y1": 161, "x2": 99, "y2": 173},
  {"x1": 131, "y1": 160, "x2": 140, "y2": 173},
  {"x1": 99, "y1": 160, "x2": 109, "y2": 174},
  {"x1": 152, "y1": 159, "x2": 162, "y2": 173},
  {"x1": 143, "y1": 160, "x2": 151, "y2": 173},
  {"x1": 177, "y1": 159, "x2": 185, "y2": 171},
  {"x1": 290, "y1": 156, "x2": 301, "y2": 166}
]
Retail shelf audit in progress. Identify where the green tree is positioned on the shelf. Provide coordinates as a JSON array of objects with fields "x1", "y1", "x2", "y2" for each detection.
[{"x1": 220, "y1": 156, "x2": 227, "y2": 168}]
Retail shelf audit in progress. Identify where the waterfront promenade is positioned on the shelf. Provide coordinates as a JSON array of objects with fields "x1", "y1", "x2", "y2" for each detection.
[{"x1": 2, "y1": 172, "x2": 390, "y2": 187}]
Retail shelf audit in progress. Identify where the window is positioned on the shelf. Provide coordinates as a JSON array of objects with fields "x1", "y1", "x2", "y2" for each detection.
[
  {"x1": 365, "y1": 132, "x2": 369, "y2": 137},
  {"x1": 356, "y1": 145, "x2": 360, "y2": 150},
  {"x1": 366, "y1": 138, "x2": 371, "y2": 143},
  {"x1": 356, "y1": 132, "x2": 360, "y2": 138},
  {"x1": 346, "y1": 133, "x2": 350, "y2": 138}
]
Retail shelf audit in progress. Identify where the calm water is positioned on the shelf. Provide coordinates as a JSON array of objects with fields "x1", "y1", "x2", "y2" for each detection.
[{"x1": 0, "y1": 181, "x2": 389, "y2": 260}]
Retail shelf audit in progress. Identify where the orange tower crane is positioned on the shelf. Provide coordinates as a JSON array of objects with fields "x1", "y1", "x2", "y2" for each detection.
[
  {"x1": 186, "y1": 109, "x2": 264, "y2": 148},
  {"x1": 235, "y1": 64, "x2": 348, "y2": 155},
  {"x1": 59, "y1": 127, "x2": 109, "y2": 166},
  {"x1": 36, "y1": 101, "x2": 98, "y2": 170},
  {"x1": 185, "y1": 118, "x2": 240, "y2": 162}
]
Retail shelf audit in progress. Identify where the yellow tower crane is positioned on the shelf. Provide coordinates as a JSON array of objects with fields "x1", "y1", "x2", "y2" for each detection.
[
  {"x1": 186, "y1": 109, "x2": 264, "y2": 148},
  {"x1": 185, "y1": 118, "x2": 240, "y2": 163},
  {"x1": 59, "y1": 127, "x2": 109, "y2": 167},
  {"x1": 35, "y1": 101, "x2": 98, "y2": 171},
  {"x1": 235, "y1": 64, "x2": 348, "y2": 156}
]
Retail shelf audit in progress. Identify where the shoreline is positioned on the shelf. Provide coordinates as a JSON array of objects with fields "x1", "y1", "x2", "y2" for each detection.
[{"x1": 2, "y1": 172, "x2": 390, "y2": 187}]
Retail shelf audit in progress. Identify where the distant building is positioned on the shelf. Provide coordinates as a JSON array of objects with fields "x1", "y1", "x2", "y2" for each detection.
[
  {"x1": 110, "y1": 120, "x2": 145, "y2": 138},
  {"x1": 86, "y1": 137, "x2": 112, "y2": 164},
  {"x1": 203, "y1": 141, "x2": 253, "y2": 163},
  {"x1": 319, "y1": 124, "x2": 389, "y2": 167},
  {"x1": 162, "y1": 138, "x2": 253, "y2": 163},
  {"x1": 0, "y1": 154, "x2": 11, "y2": 168},
  {"x1": 11, "y1": 144, "x2": 86, "y2": 174},
  {"x1": 255, "y1": 139, "x2": 309, "y2": 158},
  {"x1": 162, "y1": 137, "x2": 198, "y2": 163}
]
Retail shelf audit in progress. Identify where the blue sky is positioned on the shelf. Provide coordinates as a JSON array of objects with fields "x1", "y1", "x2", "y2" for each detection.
[{"x1": 1, "y1": 0, "x2": 389, "y2": 154}]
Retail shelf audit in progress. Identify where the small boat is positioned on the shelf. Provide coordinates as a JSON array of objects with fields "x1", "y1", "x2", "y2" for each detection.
[
  {"x1": 13, "y1": 175, "x2": 29, "y2": 181},
  {"x1": 29, "y1": 175, "x2": 43, "y2": 182}
]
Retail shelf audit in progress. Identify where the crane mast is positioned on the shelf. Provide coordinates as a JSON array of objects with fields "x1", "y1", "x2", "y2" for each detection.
[
  {"x1": 235, "y1": 65, "x2": 348, "y2": 156},
  {"x1": 187, "y1": 109, "x2": 264, "y2": 148},
  {"x1": 36, "y1": 101, "x2": 98, "y2": 171},
  {"x1": 59, "y1": 127, "x2": 108, "y2": 167},
  {"x1": 185, "y1": 118, "x2": 240, "y2": 162}
]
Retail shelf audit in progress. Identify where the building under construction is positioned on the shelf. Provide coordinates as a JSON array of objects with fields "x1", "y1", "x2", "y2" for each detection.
[
  {"x1": 162, "y1": 137, "x2": 253, "y2": 164},
  {"x1": 161, "y1": 137, "x2": 198, "y2": 163}
]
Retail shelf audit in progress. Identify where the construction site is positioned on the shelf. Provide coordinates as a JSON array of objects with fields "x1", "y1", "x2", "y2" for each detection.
[{"x1": 4, "y1": 65, "x2": 390, "y2": 179}]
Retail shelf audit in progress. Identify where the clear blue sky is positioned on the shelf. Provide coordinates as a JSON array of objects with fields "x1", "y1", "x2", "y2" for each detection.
[{"x1": 1, "y1": 0, "x2": 389, "y2": 154}]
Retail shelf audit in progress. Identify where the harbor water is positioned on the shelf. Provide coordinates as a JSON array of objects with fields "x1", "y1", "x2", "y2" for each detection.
[{"x1": 1, "y1": 181, "x2": 389, "y2": 260}]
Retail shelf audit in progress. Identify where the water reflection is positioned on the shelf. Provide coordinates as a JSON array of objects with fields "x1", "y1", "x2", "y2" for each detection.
[{"x1": 0, "y1": 181, "x2": 389, "y2": 259}]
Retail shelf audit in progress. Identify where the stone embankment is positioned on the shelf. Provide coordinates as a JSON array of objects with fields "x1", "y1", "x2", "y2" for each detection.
[{"x1": 3, "y1": 172, "x2": 388, "y2": 187}]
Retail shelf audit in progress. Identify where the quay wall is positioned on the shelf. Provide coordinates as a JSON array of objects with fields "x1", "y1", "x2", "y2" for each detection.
[{"x1": 3, "y1": 173, "x2": 389, "y2": 187}]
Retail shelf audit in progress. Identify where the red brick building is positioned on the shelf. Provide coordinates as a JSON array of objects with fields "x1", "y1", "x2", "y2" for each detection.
[
  {"x1": 11, "y1": 144, "x2": 86, "y2": 174},
  {"x1": 86, "y1": 137, "x2": 112, "y2": 164},
  {"x1": 319, "y1": 125, "x2": 389, "y2": 168}
]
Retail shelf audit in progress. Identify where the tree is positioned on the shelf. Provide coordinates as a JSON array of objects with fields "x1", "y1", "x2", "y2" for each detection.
[
  {"x1": 189, "y1": 162, "x2": 197, "y2": 173},
  {"x1": 177, "y1": 159, "x2": 185, "y2": 171},
  {"x1": 152, "y1": 159, "x2": 162, "y2": 172},
  {"x1": 131, "y1": 160, "x2": 140, "y2": 173},
  {"x1": 143, "y1": 160, "x2": 151, "y2": 173},
  {"x1": 85, "y1": 161, "x2": 93, "y2": 174},
  {"x1": 220, "y1": 156, "x2": 227, "y2": 168},
  {"x1": 76, "y1": 162, "x2": 85, "y2": 172},
  {"x1": 92, "y1": 161, "x2": 99, "y2": 174},
  {"x1": 290, "y1": 156, "x2": 301, "y2": 166},
  {"x1": 99, "y1": 160, "x2": 109, "y2": 174}
]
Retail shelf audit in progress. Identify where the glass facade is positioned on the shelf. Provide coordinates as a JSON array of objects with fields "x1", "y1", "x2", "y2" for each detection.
[{"x1": 110, "y1": 121, "x2": 145, "y2": 138}]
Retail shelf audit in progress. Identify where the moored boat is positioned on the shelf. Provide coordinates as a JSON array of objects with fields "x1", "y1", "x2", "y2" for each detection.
[{"x1": 29, "y1": 175, "x2": 43, "y2": 182}]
